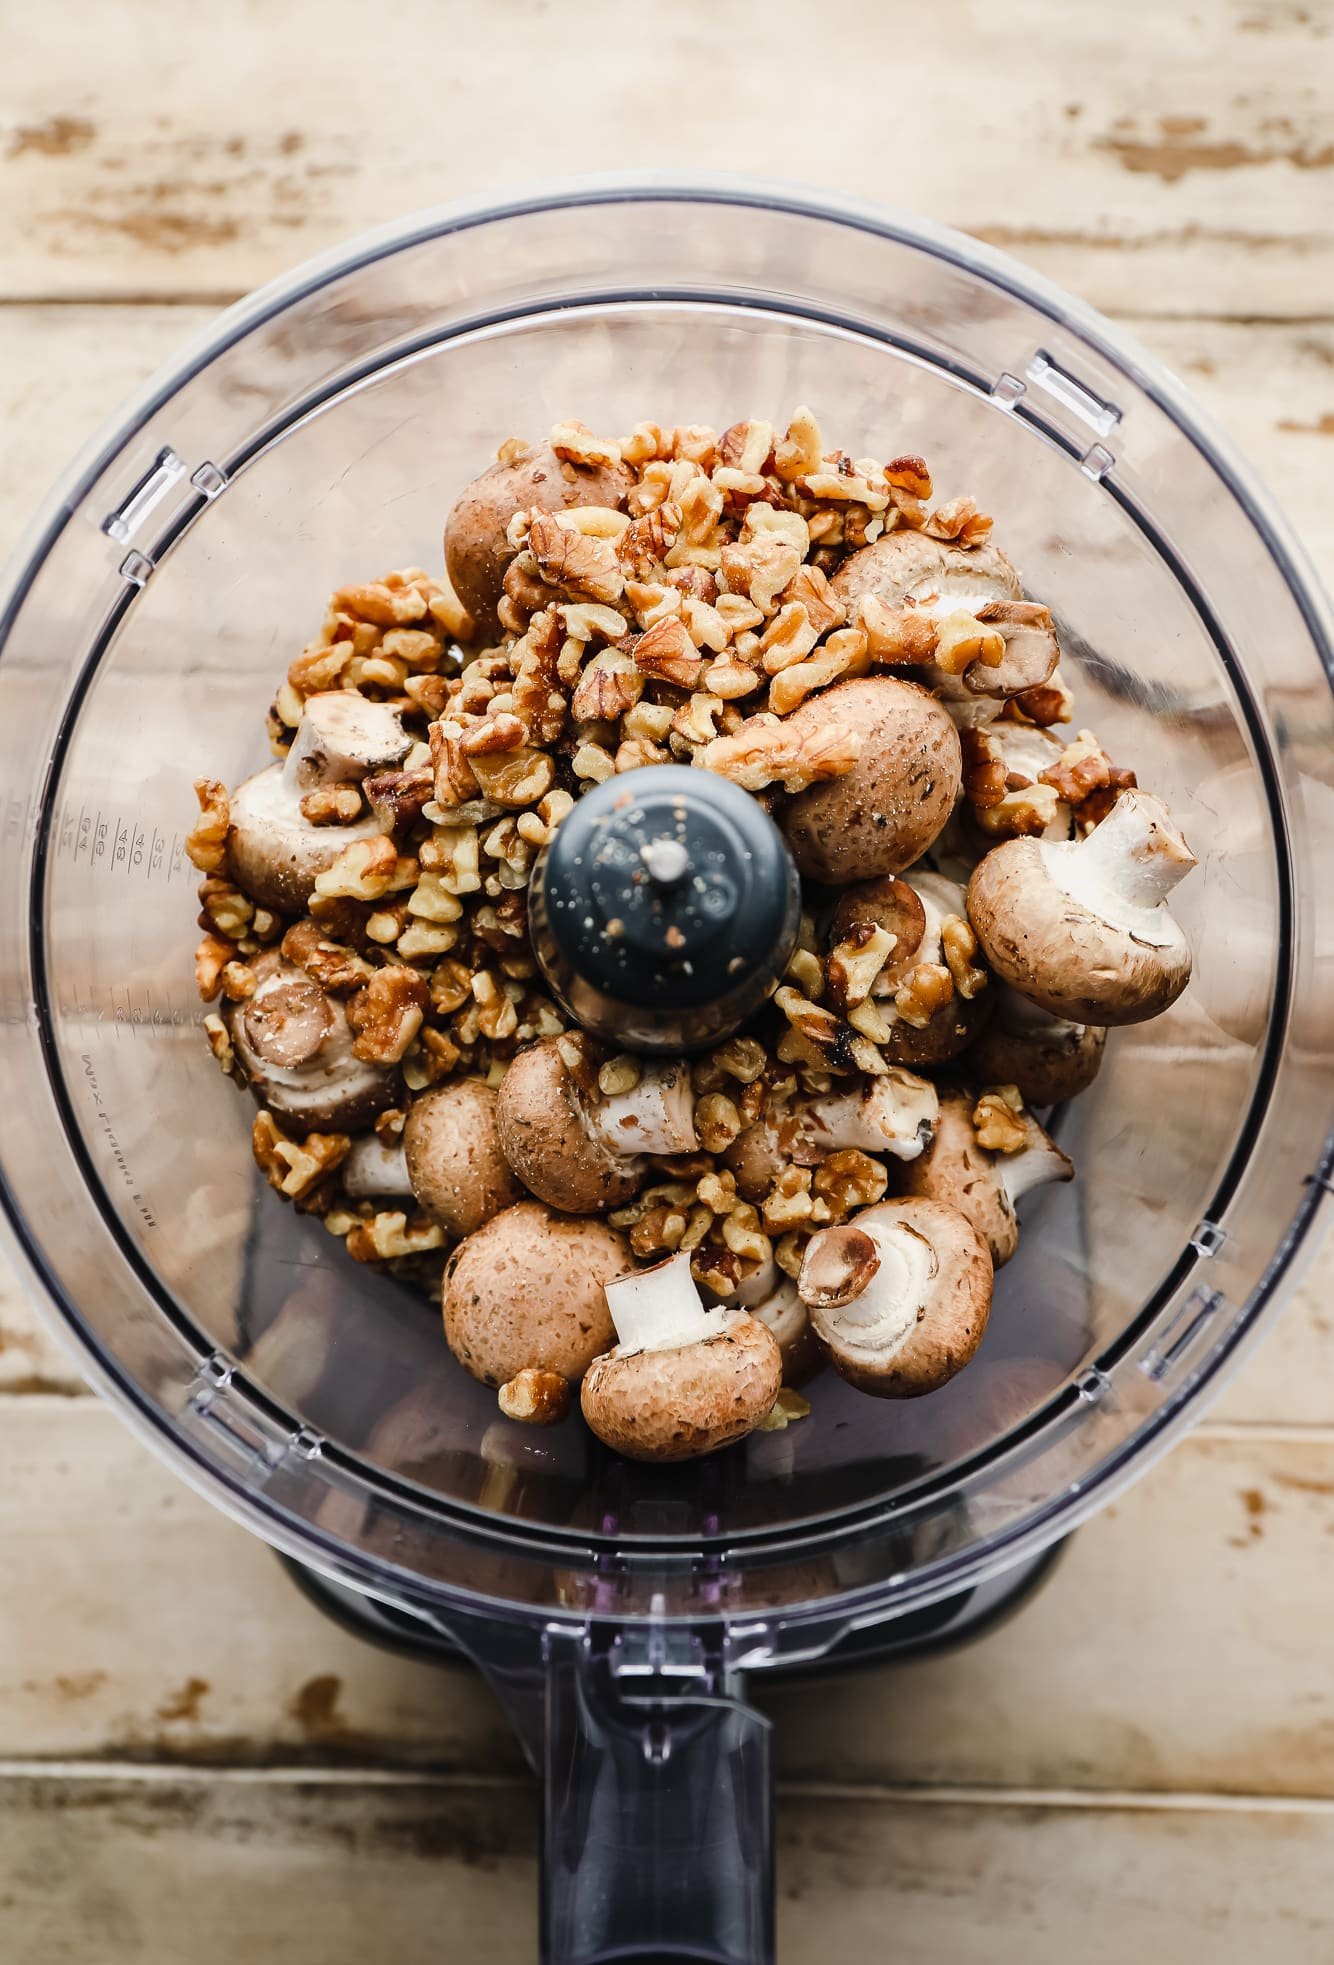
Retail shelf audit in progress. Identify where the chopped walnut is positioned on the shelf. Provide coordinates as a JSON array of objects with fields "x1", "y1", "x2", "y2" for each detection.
[
  {"x1": 767, "y1": 627, "x2": 869, "y2": 715},
  {"x1": 1038, "y1": 729, "x2": 1136, "y2": 810},
  {"x1": 758, "y1": 601, "x2": 820, "y2": 675},
  {"x1": 202, "y1": 1013, "x2": 236, "y2": 1076},
  {"x1": 196, "y1": 877, "x2": 253, "y2": 942},
  {"x1": 694, "y1": 1092, "x2": 743, "y2": 1154},
  {"x1": 185, "y1": 779, "x2": 231, "y2": 874},
  {"x1": 252, "y1": 1111, "x2": 350, "y2": 1200},
  {"x1": 772, "y1": 406, "x2": 824, "y2": 481},
  {"x1": 550, "y1": 419, "x2": 622, "y2": 468},
  {"x1": 194, "y1": 933, "x2": 235, "y2": 1001},
  {"x1": 762, "y1": 1165, "x2": 815, "y2": 1233},
  {"x1": 572, "y1": 740, "x2": 617, "y2": 784},
  {"x1": 976, "y1": 784, "x2": 1062, "y2": 839},
  {"x1": 466, "y1": 745, "x2": 555, "y2": 809},
  {"x1": 527, "y1": 510, "x2": 625, "y2": 606},
  {"x1": 933, "y1": 610, "x2": 1005, "y2": 675},
  {"x1": 314, "y1": 835, "x2": 413, "y2": 902},
  {"x1": 364, "y1": 765, "x2": 434, "y2": 832},
  {"x1": 571, "y1": 647, "x2": 644, "y2": 722},
  {"x1": 299, "y1": 784, "x2": 364, "y2": 825},
  {"x1": 961, "y1": 726, "x2": 1008, "y2": 809},
  {"x1": 597, "y1": 1054, "x2": 641, "y2": 1098},
  {"x1": 348, "y1": 966, "x2": 429, "y2": 1064},
  {"x1": 940, "y1": 915, "x2": 988, "y2": 1000},
  {"x1": 498, "y1": 1368, "x2": 572, "y2": 1426},
  {"x1": 924, "y1": 496, "x2": 993, "y2": 546},
  {"x1": 617, "y1": 503, "x2": 683, "y2": 580},
  {"x1": 855, "y1": 594, "x2": 939, "y2": 664},
  {"x1": 892, "y1": 963, "x2": 955, "y2": 1028},
  {"x1": 756, "y1": 1387, "x2": 813, "y2": 1430},
  {"x1": 812, "y1": 1149, "x2": 888, "y2": 1222},
  {"x1": 973, "y1": 1085, "x2": 1028, "y2": 1153},
  {"x1": 346, "y1": 1210, "x2": 445, "y2": 1261},
  {"x1": 632, "y1": 615, "x2": 704, "y2": 690},
  {"x1": 631, "y1": 1204, "x2": 691, "y2": 1256},
  {"x1": 696, "y1": 712, "x2": 860, "y2": 793},
  {"x1": 720, "y1": 1202, "x2": 771, "y2": 1266},
  {"x1": 1004, "y1": 672, "x2": 1076, "y2": 727},
  {"x1": 720, "y1": 537, "x2": 803, "y2": 614},
  {"x1": 826, "y1": 923, "x2": 897, "y2": 1012}
]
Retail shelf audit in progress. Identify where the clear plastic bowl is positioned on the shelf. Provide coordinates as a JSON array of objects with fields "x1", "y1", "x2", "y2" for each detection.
[{"x1": 1, "y1": 177, "x2": 1331, "y2": 1962}]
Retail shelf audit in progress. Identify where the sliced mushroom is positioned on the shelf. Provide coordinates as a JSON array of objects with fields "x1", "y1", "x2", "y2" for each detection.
[
  {"x1": 780, "y1": 677, "x2": 961, "y2": 883},
  {"x1": 441, "y1": 1200, "x2": 626, "y2": 1388},
  {"x1": 229, "y1": 693, "x2": 410, "y2": 914},
  {"x1": 223, "y1": 952, "x2": 397, "y2": 1129},
  {"x1": 896, "y1": 1089, "x2": 1074, "y2": 1265},
  {"x1": 798, "y1": 1198, "x2": 993, "y2": 1397},
  {"x1": 725, "y1": 1070, "x2": 939, "y2": 1202},
  {"x1": 828, "y1": 869, "x2": 993, "y2": 1066},
  {"x1": 580, "y1": 1250, "x2": 783, "y2": 1462},
  {"x1": 444, "y1": 440, "x2": 634, "y2": 641},
  {"x1": 496, "y1": 1035, "x2": 697, "y2": 1213},
  {"x1": 969, "y1": 985, "x2": 1107, "y2": 1106},
  {"x1": 968, "y1": 788, "x2": 1196, "y2": 1024}
]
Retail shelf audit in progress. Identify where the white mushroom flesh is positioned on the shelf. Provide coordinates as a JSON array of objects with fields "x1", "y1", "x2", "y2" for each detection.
[
  {"x1": 1042, "y1": 790, "x2": 1195, "y2": 949},
  {"x1": 730, "y1": 1254, "x2": 779, "y2": 1309},
  {"x1": 799, "y1": 1214, "x2": 933, "y2": 1364},
  {"x1": 998, "y1": 1117, "x2": 1074, "y2": 1206},
  {"x1": 231, "y1": 762, "x2": 380, "y2": 850},
  {"x1": 586, "y1": 1063, "x2": 699, "y2": 1158},
  {"x1": 284, "y1": 692, "x2": 411, "y2": 792},
  {"x1": 801, "y1": 1069, "x2": 939, "y2": 1162},
  {"x1": 232, "y1": 967, "x2": 387, "y2": 1123},
  {"x1": 340, "y1": 1133, "x2": 410, "y2": 1198},
  {"x1": 749, "y1": 1277, "x2": 808, "y2": 1353},
  {"x1": 605, "y1": 1250, "x2": 744, "y2": 1355},
  {"x1": 995, "y1": 981, "x2": 1084, "y2": 1042},
  {"x1": 991, "y1": 726, "x2": 1073, "y2": 843}
]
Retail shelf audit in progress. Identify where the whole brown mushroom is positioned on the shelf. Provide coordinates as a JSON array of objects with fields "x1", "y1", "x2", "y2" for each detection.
[
  {"x1": 496, "y1": 1035, "x2": 697, "y2": 1213},
  {"x1": 968, "y1": 985, "x2": 1107, "y2": 1107},
  {"x1": 798, "y1": 1197, "x2": 993, "y2": 1397},
  {"x1": 725, "y1": 1070, "x2": 939, "y2": 1202},
  {"x1": 967, "y1": 789, "x2": 1196, "y2": 1025},
  {"x1": 444, "y1": 440, "x2": 634, "y2": 641},
  {"x1": 780, "y1": 677, "x2": 961, "y2": 884},
  {"x1": 442, "y1": 1201, "x2": 625, "y2": 1389},
  {"x1": 827, "y1": 869, "x2": 993, "y2": 1067},
  {"x1": 895, "y1": 1089, "x2": 1073, "y2": 1266},
  {"x1": 580, "y1": 1251, "x2": 783, "y2": 1463},
  {"x1": 403, "y1": 1079, "x2": 524, "y2": 1236}
]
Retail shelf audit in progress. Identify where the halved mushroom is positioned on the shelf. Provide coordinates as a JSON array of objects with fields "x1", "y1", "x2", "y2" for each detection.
[
  {"x1": 780, "y1": 677, "x2": 961, "y2": 883},
  {"x1": 798, "y1": 1197, "x2": 992, "y2": 1397},
  {"x1": 496, "y1": 1035, "x2": 697, "y2": 1213},
  {"x1": 223, "y1": 951, "x2": 397, "y2": 1129},
  {"x1": 441, "y1": 1200, "x2": 626, "y2": 1389},
  {"x1": 733, "y1": 1258, "x2": 822, "y2": 1386},
  {"x1": 969, "y1": 985, "x2": 1107, "y2": 1107},
  {"x1": 229, "y1": 693, "x2": 411, "y2": 914},
  {"x1": 444, "y1": 440, "x2": 634, "y2": 642},
  {"x1": 580, "y1": 1250, "x2": 783, "y2": 1462},
  {"x1": 725, "y1": 1070, "x2": 939, "y2": 1202},
  {"x1": 968, "y1": 789, "x2": 1196, "y2": 1025},
  {"x1": 827, "y1": 869, "x2": 992, "y2": 1067},
  {"x1": 338, "y1": 1078, "x2": 525, "y2": 1235},
  {"x1": 829, "y1": 533, "x2": 1058, "y2": 727},
  {"x1": 896, "y1": 1089, "x2": 1073, "y2": 1266}
]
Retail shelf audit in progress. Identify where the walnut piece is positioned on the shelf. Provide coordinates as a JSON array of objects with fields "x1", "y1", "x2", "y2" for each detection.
[
  {"x1": 300, "y1": 784, "x2": 364, "y2": 826},
  {"x1": 252, "y1": 1111, "x2": 350, "y2": 1200},
  {"x1": 812, "y1": 1148, "x2": 888, "y2": 1222},
  {"x1": 498, "y1": 1368, "x2": 572, "y2": 1426},
  {"x1": 696, "y1": 712, "x2": 860, "y2": 793},
  {"x1": 940, "y1": 915, "x2": 988, "y2": 1000},
  {"x1": 347, "y1": 966, "x2": 429, "y2": 1064},
  {"x1": 972, "y1": 1084, "x2": 1028, "y2": 1153},
  {"x1": 345, "y1": 1211, "x2": 445, "y2": 1261},
  {"x1": 892, "y1": 963, "x2": 955, "y2": 1028},
  {"x1": 185, "y1": 779, "x2": 231, "y2": 874}
]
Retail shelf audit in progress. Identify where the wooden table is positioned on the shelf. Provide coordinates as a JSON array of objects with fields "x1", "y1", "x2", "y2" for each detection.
[{"x1": 2, "y1": 4, "x2": 1332, "y2": 1957}]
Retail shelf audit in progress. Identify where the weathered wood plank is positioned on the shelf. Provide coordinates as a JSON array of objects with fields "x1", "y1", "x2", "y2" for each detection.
[
  {"x1": 2, "y1": 1768, "x2": 1334, "y2": 1964},
  {"x1": 6, "y1": 1399, "x2": 1334, "y2": 1798},
  {"x1": 2, "y1": 0, "x2": 1332, "y2": 315}
]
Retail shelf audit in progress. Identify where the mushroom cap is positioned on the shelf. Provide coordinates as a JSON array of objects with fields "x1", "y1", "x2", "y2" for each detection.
[
  {"x1": 803, "y1": 1197, "x2": 992, "y2": 1398},
  {"x1": 404, "y1": 1077, "x2": 525, "y2": 1237},
  {"x1": 224, "y1": 954, "x2": 397, "y2": 1129},
  {"x1": 895, "y1": 1090, "x2": 1020, "y2": 1265},
  {"x1": 723, "y1": 1110, "x2": 793, "y2": 1202},
  {"x1": 495, "y1": 1036, "x2": 643, "y2": 1213},
  {"x1": 444, "y1": 441, "x2": 634, "y2": 641},
  {"x1": 881, "y1": 985, "x2": 994, "y2": 1067},
  {"x1": 969, "y1": 993, "x2": 1106, "y2": 1106},
  {"x1": 829, "y1": 533, "x2": 1022, "y2": 615},
  {"x1": 580, "y1": 1315, "x2": 782, "y2": 1463},
  {"x1": 441, "y1": 1200, "x2": 625, "y2": 1387},
  {"x1": 228, "y1": 763, "x2": 381, "y2": 916},
  {"x1": 967, "y1": 836, "x2": 1192, "y2": 1025},
  {"x1": 781, "y1": 678, "x2": 961, "y2": 883}
]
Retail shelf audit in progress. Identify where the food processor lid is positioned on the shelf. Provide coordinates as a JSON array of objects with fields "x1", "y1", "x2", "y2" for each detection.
[{"x1": 0, "y1": 177, "x2": 1331, "y2": 1640}]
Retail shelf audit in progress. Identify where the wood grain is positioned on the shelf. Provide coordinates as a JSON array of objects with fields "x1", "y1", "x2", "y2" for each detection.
[
  {"x1": 2, "y1": 1767, "x2": 1334, "y2": 1964},
  {"x1": 2, "y1": 0, "x2": 1333, "y2": 315},
  {"x1": 4, "y1": 1399, "x2": 1334, "y2": 1799}
]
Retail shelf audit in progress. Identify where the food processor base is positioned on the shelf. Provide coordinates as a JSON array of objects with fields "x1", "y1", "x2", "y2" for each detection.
[{"x1": 279, "y1": 1537, "x2": 1067, "y2": 1675}]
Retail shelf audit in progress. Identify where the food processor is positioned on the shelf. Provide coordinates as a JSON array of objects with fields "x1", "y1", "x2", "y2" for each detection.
[{"x1": 1, "y1": 179, "x2": 1331, "y2": 1964}]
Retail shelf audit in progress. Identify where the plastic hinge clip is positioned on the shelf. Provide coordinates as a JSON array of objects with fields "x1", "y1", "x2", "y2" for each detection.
[
  {"x1": 1027, "y1": 352, "x2": 1123, "y2": 440},
  {"x1": 1138, "y1": 1286, "x2": 1227, "y2": 1383}
]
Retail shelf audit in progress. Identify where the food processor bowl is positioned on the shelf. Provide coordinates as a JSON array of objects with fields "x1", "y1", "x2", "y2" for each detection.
[{"x1": 1, "y1": 180, "x2": 1331, "y2": 1964}]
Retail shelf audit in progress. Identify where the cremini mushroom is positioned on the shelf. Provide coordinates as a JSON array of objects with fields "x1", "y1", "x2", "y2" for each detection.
[
  {"x1": 967, "y1": 788, "x2": 1197, "y2": 1024},
  {"x1": 725, "y1": 1069, "x2": 939, "y2": 1202},
  {"x1": 733, "y1": 1258, "x2": 822, "y2": 1385},
  {"x1": 827, "y1": 869, "x2": 992, "y2": 1066},
  {"x1": 969, "y1": 985, "x2": 1107, "y2": 1106},
  {"x1": 580, "y1": 1250, "x2": 783, "y2": 1462},
  {"x1": 496, "y1": 1034, "x2": 697, "y2": 1213},
  {"x1": 441, "y1": 1200, "x2": 625, "y2": 1389},
  {"x1": 223, "y1": 951, "x2": 397, "y2": 1129},
  {"x1": 780, "y1": 676, "x2": 961, "y2": 883},
  {"x1": 829, "y1": 532, "x2": 1058, "y2": 727},
  {"x1": 229, "y1": 693, "x2": 411, "y2": 913},
  {"x1": 896, "y1": 1088, "x2": 1073, "y2": 1266},
  {"x1": 338, "y1": 1079, "x2": 525, "y2": 1235},
  {"x1": 444, "y1": 440, "x2": 634, "y2": 641},
  {"x1": 798, "y1": 1197, "x2": 992, "y2": 1397}
]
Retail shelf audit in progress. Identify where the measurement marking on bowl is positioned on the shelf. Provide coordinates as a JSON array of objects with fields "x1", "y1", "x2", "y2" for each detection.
[
  {"x1": 54, "y1": 800, "x2": 189, "y2": 886},
  {"x1": 79, "y1": 1051, "x2": 157, "y2": 1231}
]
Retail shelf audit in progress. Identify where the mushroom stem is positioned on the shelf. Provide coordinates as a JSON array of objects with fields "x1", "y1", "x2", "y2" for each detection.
[
  {"x1": 340, "y1": 1134, "x2": 410, "y2": 1199},
  {"x1": 1048, "y1": 790, "x2": 1196, "y2": 927},
  {"x1": 585, "y1": 1063, "x2": 698, "y2": 1157},
  {"x1": 799, "y1": 1215, "x2": 928, "y2": 1349},
  {"x1": 999, "y1": 1117, "x2": 1075, "y2": 1206},
  {"x1": 803, "y1": 1070, "x2": 939, "y2": 1162},
  {"x1": 605, "y1": 1251, "x2": 740, "y2": 1354},
  {"x1": 730, "y1": 1254, "x2": 779, "y2": 1309},
  {"x1": 283, "y1": 692, "x2": 410, "y2": 793}
]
